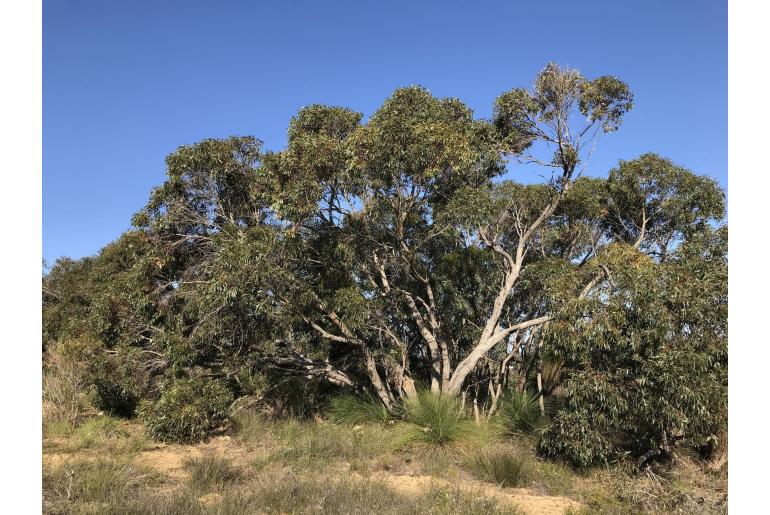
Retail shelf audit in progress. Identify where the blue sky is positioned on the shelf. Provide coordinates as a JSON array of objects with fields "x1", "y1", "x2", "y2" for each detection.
[{"x1": 43, "y1": 0, "x2": 726, "y2": 263}]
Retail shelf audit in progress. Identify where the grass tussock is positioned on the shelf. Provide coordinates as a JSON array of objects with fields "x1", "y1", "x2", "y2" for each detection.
[
  {"x1": 328, "y1": 393, "x2": 391, "y2": 425},
  {"x1": 466, "y1": 447, "x2": 532, "y2": 488},
  {"x1": 231, "y1": 410, "x2": 274, "y2": 447},
  {"x1": 72, "y1": 416, "x2": 129, "y2": 447},
  {"x1": 397, "y1": 391, "x2": 476, "y2": 448},
  {"x1": 498, "y1": 389, "x2": 549, "y2": 435},
  {"x1": 183, "y1": 452, "x2": 243, "y2": 491}
]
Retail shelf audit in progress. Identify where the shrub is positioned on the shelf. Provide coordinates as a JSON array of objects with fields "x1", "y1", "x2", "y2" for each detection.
[
  {"x1": 499, "y1": 389, "x2": 549, "y2": 434},
  {"x1": 184, "y1": 452, "x2": 242, "y2": 491},
  {"x1": 89, "y1": 349, "x2": 150, "y2": 417},
  {"x1": 42, "y1": 340, "x2": 92, "y2": 426},
  {"x1": 139, "y1": 377, "x2": 233, "y2": 443},
  {"x1": 399, "y1": 390, "x2": 473, "y2": 447},
  {"x1": 466, "y1": 448, "x2": 532, "y2": 487},
  {"x1": 537, "y1": 410, "x2": 616, "y2": 468},
  {"x1": 260, "y1": 376, "x2": 333, "y2": 419},
  {"x1": 328, "y1": 393, "x2": 390, "y2": 425}
]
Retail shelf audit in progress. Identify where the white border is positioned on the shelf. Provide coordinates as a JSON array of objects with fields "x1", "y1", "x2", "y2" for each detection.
[
  {"x1": 0, "y1": 0, "x2": 42, "y2": 510},
  {"x1": 728, "y1": 0, "x2": 769, "y2": 511},
  {"x1": 1, "y1": 0, "x2": 761, "y2": 509}
]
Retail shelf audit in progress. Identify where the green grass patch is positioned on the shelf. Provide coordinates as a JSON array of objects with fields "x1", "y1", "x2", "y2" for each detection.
[
  {"x1": 231, "y1": 410, "x2": 273, "y2": 447},
  {"x1": 270, "y1": 419, "x2": 391, "y2": 468},
  {"x1": 466, "y1": 447, "x2": 532, "y2": 488}
]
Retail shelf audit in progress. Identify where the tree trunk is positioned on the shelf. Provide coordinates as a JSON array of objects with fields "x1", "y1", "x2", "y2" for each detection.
[{"x1": 444, "y1": 316, "x2": 550, "y2": 395}]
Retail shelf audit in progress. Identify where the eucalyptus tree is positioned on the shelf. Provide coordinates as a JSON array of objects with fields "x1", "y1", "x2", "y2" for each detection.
[
  {"x1": 42, "y1": 62, "x2": 726, "y2": 458},
  {"x1": 68, "y1": 63, "x2": 638, "y2": 407},
  {"x1": 260, "y1": 63, "x2": 634, "y2": 405}
]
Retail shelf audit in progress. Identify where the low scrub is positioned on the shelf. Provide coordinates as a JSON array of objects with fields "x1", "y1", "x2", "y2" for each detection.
[
  {"x1": 42, "y1": 340, "x2": 91, "y2": 426},
  {"x1": 537, "y1": 410, "x2": 616, "y2": 468},
  {"x1": 466, "y1": 448, "x2": 532, "y2": 488},
  {"x1": 183, "y1": 452, "x2": 243, "y2": 491},
  {"x1": 139, "y1": 376, "x2": 233, "y2": 443},
  {"x1": 89, "y1": 348, "x2": 151, "y2": 418}
]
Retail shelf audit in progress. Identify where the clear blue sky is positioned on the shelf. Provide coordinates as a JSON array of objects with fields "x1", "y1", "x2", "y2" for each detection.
[{"x1": 43, "y1": 0, "x2": 726, "y2": 263}]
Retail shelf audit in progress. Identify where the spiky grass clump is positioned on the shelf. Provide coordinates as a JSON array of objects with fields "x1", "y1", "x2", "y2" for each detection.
[
  {"x1": 183, "y1": 453, "x2": 242, "y2": 491},
  {"x1": 398, "y1": 391, "x2": 474, "y2": 448},
  {"x1": 499, "y1": 389, "x2": 548, "y2": 434},
  {"x1": 466, "y1": 448, "x2": 532, "y2": 488},
  {"x1": 328, "y1": 393, "x2": 391, "y2": 425}
]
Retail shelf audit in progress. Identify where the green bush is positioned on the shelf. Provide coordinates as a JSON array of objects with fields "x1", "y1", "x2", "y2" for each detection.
[
  {"x1": 399, "y1": 391, "x2": 472, "y2": 447},
  {"x1": 537, "y1": 410, "x2": 616, "y2": 468},
  {"x1": 466, "y1": 448, "x2": 532, "y2": 487},
  {"x1": 328, "y1": 393, "x2": 390, "y2": 425},
  {"x1": 139, "y1": 377, "x2": 233, "y2": 443}
]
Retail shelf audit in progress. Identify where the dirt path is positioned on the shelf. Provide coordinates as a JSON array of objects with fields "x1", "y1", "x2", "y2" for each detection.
[
  {"x1": 368, "y1": 471, "x2": 581, "y2": 515},
  {"x1": 134, "y1": 435, "x2": 253, "y2": 479}
]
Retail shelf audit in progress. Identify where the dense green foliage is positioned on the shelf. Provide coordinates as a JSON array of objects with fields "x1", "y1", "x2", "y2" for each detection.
[
  {"x1": 43, "y1": 62, "x2": 726, "y2": 464},
  {"x1": 139, "y1": 377, "x2": 232, "y2": 443}
]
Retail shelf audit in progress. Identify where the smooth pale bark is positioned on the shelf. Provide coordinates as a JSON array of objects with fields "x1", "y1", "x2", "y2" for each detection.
[
  {"x1": 445, "y1": 315, "x2": 551, "y2": 395},
  {"x1": 402, "y1": 292, "x2": 442, "y2": 393},
  {"x1": 306, "y1": 296, "x2": 396, "y2": 411},
  {"x1": 443, "y1": 187, "x2": 568, "y2": 396},
  {"x1": 536, "y1": 371, "x2": 545, "y2": 416}
]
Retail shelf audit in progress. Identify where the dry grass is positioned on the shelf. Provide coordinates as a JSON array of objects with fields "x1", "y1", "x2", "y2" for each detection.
[
  {"x1": 466, "y1": 447, "x2": 532, "y2": 487},
  {"x1": 42, "y1": 341, "x2": 89, "y2": 427},
  {"x1": 183, "y1": 452, "x2": 243, "y2": 492},
  {"x1": 42, "y1": 409, "x2": 725, "y2": 515}
]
